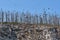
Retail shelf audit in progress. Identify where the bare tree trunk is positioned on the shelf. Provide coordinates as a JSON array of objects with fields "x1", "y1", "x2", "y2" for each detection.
[
  {"x1": 5, "y1": 12, "x2": 8, "y2": 23},
  {"x1": 15, "y1": 12, "x2": 18, "y2": 24},
  {"x1": 43, "y1": 12, "x2": 47, "y2": 25},
  {"x1": 39, "y1": 15, "x2": 43, "y2": 25},
  {"x1": 11, "y1": 13, "x2": 14, "y2": 23}
]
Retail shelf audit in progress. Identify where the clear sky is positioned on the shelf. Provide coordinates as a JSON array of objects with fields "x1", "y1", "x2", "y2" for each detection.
[{"x1": 0, "y1": 0, "x2": 60, "y2": 15}]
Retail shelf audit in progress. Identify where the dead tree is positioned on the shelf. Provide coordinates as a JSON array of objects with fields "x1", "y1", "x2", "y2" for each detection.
[
  {"x1": 25, "y1": 13, "x2": 32, "y2": 24},
  {"x1": 57, "y1": 17, "x2": 60, "y2": 27},
  {"x1": 48, "y1": 14, "x2": 52, "y2": 25},
  {"x1": 20, "y1": 12, "x2": 25, "y2": 24},
  {"x1": 0, "y1": 11, "x2": 1, "y2": 23},
  {"x1": 39, "y1": 15, "x2": 43, "y2": 25},
  {"x1": 43, "y1": 10, "x2": 47, "y2": 25},
  {"x1": 25, "y1": 14, "x2": 28, "y2": 24},
  {"x1": 29, "y1": 14, "x2": 31, "y2": 24},
  {"x1": 5, "y1": 12, "x2": 8, "y2": 23},
  {"x1": 15, "y1": 12, "x2": 18, "y2": 23},
  {"x1": 31, "y1": 15, "x2": 34, "y2": 24},
  {"x1": 0, "y1": 9, "x2": 4, "y2": 24},
  {"x1": 5, "y1": 11, "x2": 10, "y2": 24},
  {"x1": 52, "y1": 14, "x2": 59, "y2": 26},
  {"x1": 58, "y1": 17, "x2": 60, "y2": 26},
  {"x1": 11, "y1": 13, "x2": 15, "y2": 23},
  {"x1": 28, "y1": 13, "x2": 31, "y2": 24},
  {"x1": 1, "y1": 10, "x2": 4, "y2": 24},
  {"x1": 7, "y1": 11, "x2": 10, "y2": 22},
  {"x1": 20, "y1": 15, "x2": 22, "y2": 24},
  {"x1": 25, "y1": 11, "x2": 31, "y2": 24},
  {"x1": 34, "y1": 14, "x2": 38, "y2": 24}
]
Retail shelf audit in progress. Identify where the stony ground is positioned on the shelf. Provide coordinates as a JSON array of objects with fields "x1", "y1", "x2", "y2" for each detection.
[{"x1": 0, "y1": 24, "x2": 60, "y2": 40}]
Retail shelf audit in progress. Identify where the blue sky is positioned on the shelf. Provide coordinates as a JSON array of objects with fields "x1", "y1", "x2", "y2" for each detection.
[{"x1": 0, "y1": 0, "x2": 60, "y2": 15}]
